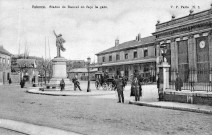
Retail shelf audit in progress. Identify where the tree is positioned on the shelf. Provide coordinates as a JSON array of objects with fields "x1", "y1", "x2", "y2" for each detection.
[
  {"x1": 66, "y1": 60, "x2": 85, "y2": 72},
  {"x1": 36, "y1": 58, "x2": 52, "y2": 84},
  {"x1": 17, "y1": 59, "x2": 36, "y2": 80}
]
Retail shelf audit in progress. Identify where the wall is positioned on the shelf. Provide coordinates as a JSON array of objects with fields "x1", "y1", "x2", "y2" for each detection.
[
  {"x1": 11, "y1": 73, "x2": 20, "y2": 84},
  {"x1": 164, "y1": 91, "x2": 212, "y2": 106},
  {"x1": 97, "y1": 43, "x2": 155, "y2": 64},
  {"x1": 0, "y1": 53, "x2": 11, "y2": 85}
]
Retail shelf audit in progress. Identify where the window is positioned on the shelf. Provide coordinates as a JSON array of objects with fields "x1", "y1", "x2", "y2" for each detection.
[
  {"x1": 3, "y1": 58, "x2": 5, "y2": 64},
  {"x1": 109, "y1": 55, "x2": 112, "y2": 61},
  {"x1": 116, "y1": 54, "x2": 120, "y2": 60},
  {"x1": 144, "y1": 65, "x2": 149, "y2": 72},
  {"x1": 102, "y1": 56, "x2": 105, "y2": 62},
  {"x1": 144, "y1": 49, "x2": 148, "y2": 57},
  {"x1": 8, "y1": 58, "x2": 10, "y2": 65},
  {"x1": 134, "y1": 51, "x2": 137, "y2": 58},
  {"x1": 125, "y1": 53, "x2": 128, "y2": 59}
]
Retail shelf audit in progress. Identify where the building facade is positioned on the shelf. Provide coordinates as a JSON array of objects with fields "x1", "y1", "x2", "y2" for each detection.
[
  {"x1": 0, "y1": 46, "x2": 12, "y2": 85},
  {"x1": 153, "y1": 6, "x2": 212, "y2": 83},
  {"x1": 95, "y1": 34, "x2": 157, "y2": 81}
]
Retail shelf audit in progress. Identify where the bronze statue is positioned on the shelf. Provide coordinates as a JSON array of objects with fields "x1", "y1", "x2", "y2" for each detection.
[{"x1": 53, "y1": 30, "x2": 66, "y2": 57}]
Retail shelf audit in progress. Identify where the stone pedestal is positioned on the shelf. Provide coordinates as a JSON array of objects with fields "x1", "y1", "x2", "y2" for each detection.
[
  {"x1": 158, "y1": 61, "x2": 170, "y2": 92},
  {"x1": 48, "y1": 57, "x2": 72, "y2": 89}
]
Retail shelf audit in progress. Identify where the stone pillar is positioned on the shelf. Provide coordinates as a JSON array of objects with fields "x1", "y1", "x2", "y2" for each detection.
[
  {"x1": 208, "y1": 30, "x2": 212, "y2": 81},
  {"x1": 188, "y1": 34, "x2": 197, "y2": 82},
  {"x1": 170, "y1": 38, "x2": 178, "y2": 81},
  {"x1": 156, "y1": 43, "x2": 160, "y2": 75},
  {"x1": 208, "y1": 31, "x2": 212, "y2": 69},
  {"x1": 158, "y1": 61, "x2": 170, "y2": 92}
]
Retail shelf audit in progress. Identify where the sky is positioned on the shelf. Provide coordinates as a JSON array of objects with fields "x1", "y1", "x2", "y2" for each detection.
[{"x1": 0, "y1": 0, "x2": 211, "y2": 62}]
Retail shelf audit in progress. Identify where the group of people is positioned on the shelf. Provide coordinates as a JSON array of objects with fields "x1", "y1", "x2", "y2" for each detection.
[
  {"x1": 113, "y1": 71, "x2": 143, "y2": 103},
  {"x1": 59, "y1": 75, "x2": 82, "y2": 91}
]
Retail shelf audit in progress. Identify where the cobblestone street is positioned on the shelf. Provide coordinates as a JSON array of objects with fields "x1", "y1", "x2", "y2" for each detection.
[{"x1": 0, "y1": 82, "x2": 212, "y2": 135}]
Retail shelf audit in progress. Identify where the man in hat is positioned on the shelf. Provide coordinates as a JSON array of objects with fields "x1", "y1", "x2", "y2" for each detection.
[
  {"x1": 72, "y1": 75, "x2": 82, "y2": 91},
  {"x1": 131, "y1": 71, "x2": 142, "y2": 101},
  {"x1": 175, "y1": 73, "x2": 183, "y2": 91},
  {"x1": 115, "y1": 75, "x2": 125, "y2": 103},
  {"x1": 60, "y1": 78, "x2": 65, "y2": 91}
]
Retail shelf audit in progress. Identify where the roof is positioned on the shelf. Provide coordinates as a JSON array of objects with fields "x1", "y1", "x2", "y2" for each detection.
[
  {"x1": 93, "y1": 57, "x2": 156, "y2": 67},
  {"x1": 96, "y1": 36, "x2": 155, "y2": 55},
  {"x1": 68, "y1": 68, "x2": 98, "y2": 73},
  {"x1": 0, "y1": 46, "x2": 12, "y2": 56},
  {"x1": 154, "y1": 7, "x2": 212, "y2": 34}
]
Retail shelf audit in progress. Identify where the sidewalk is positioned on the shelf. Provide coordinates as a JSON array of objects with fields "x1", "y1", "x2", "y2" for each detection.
[
  {"x1": 0, "y1": 119, "x2": 82, "y2": 135},
  {"x1": 129, "y1": 100, "x2": 212, "y2": 114},
  {"x1": 26, "y1": 88, "x2": 116, "y2": 96}
]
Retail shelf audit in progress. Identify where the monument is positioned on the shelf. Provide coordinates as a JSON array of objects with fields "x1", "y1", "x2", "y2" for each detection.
[{"x1": 48, "y1": 30, "x2": 72, "y2": 89}]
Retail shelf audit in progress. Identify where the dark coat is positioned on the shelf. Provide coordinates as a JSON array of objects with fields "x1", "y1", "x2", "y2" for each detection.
[
  {"x1": 9, "y1": 78, "x2": 12, "y2": 84},
  {"x1": 157, "y1": 77, "x2": 160, "y2": 89},
  {"x1": 175, "y1": 77, "x2": 183, "y2": 89},
  {"x1": 115, "y1": 78, "x2": 124, "y2": 91},
  {"x1": 20, "y1": 79, "x2": 25, "y2": 88},
  {"x1": 130, "y1": 77, "x2": 142, "y2": 97},
  {"x1": 60, "y1": 79, "x2": 65, "y2": 88}
]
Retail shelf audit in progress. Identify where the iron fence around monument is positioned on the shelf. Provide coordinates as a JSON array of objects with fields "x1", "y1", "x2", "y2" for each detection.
[{"x1": 167, "y1": 68, "x2": 212, "y2": 92}]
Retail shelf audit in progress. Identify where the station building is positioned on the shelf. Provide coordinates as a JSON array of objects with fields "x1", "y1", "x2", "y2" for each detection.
[
  {"x1": 153, "y1": 5, "x2": 212, "y2": 83},
  {"x1": 95, "y1": 34, "x2": 157, "y2": 81}
]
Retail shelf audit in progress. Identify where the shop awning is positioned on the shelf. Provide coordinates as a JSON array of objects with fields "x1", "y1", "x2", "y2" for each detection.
[{"x1": 92, "y1": 58, "x2": 156, "y2": 68}]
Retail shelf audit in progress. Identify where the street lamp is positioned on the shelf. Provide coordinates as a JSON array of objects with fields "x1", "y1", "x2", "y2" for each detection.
[
  {"x1": 160, "y1": 43, "x2": 168, "y2": 62},
  {"x1": 87, "y1": 57, "x2": 91, "y2": 92}
]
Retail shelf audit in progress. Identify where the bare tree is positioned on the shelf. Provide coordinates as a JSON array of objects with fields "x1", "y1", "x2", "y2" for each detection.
[{"x1": 36, "y1": 58, "x2": 52, "y2": 84}]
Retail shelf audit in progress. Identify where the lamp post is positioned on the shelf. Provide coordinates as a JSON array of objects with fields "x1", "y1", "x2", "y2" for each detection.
[
  {"x1": 87, "y1": 57, "x2": 91, "y2": 92},
  {"x1": 160, "y1": 43, "x2": 168, "y2": 62}
]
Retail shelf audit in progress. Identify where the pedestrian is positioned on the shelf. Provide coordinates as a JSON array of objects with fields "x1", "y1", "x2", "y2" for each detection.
[
  {"x1": 20, "y1": 78, "x2": 25, "y2": 88},
  {"x1": 8, "y1": 78, "x2": 12, "y2": 85},
  {"x1": 111, "y1": 76, "x2": 116, "y2": 91},
  {"x1": 60, "y1": 78, "x2": 65, "y2": 91},
  {"x1": 137, "y1": 74, "x2": 143, "y2": 98},
  {"x1": 131, "y1": 74, "x2": 141, "y2": 101},
  {"x1": 72, "y1": 75, "x2": 82, "y2": 91},
  {"x1": 175, "y1": 73, "x2": 183, "y2": 91},
  {"x1": 115, "y1": 75, "x2": 125, "y2": 103},
  {"x1": 32, "y1": 76, "x2": 35, "y2": 84},
  {"x1": 157, "y1": 74, "x2": 163, "y2": 101}
]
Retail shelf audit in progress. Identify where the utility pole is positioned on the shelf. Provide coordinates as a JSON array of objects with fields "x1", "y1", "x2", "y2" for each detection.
[{"x1": 48, "y1": 37, "x2": 51, "y2": 60}]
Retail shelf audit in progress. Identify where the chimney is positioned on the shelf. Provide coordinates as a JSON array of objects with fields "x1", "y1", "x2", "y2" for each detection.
[
  {"x1": 115, "y1": 38, "x2": 119, "y2": 47},
  {"x1": 189, "y1": 9, "x2": 194, "y2": 15},
  {"x1": 138, "y1": 33, "x2": 141, "y2": 41},
  {"x1": 171, "y1": 15, "x2": 175, "y2": 20}
]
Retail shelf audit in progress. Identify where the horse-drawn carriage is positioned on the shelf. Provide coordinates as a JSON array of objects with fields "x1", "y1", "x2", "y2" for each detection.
[{"x1": 94, "y1": 71, "x2": 116, "y2": 90}]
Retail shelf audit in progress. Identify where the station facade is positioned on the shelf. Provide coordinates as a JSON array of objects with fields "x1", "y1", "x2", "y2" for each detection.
[
  {"x1": 95, "y1": 4, "x2": 212, "y2": 83},
  {"x1": 95, "y1": 34, "x2": 157, "y2": 81},
  {"x1": 153, "y1": 6, "x2": 212, "y2": 83}
]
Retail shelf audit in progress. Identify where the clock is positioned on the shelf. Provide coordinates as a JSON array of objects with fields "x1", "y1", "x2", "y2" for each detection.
[{"x1": 199, "y1": 41, "x2": 205, "y2": 49}]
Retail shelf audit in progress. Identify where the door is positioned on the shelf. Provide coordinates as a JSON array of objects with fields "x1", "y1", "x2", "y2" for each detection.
[{"x1": 178, "y1": 40, "x2": 189, "y2": 82}]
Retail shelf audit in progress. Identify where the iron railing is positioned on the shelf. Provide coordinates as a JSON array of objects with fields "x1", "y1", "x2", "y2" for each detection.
[{"x1": 167, "y1": 69, "x2": 212, "y2": 92}]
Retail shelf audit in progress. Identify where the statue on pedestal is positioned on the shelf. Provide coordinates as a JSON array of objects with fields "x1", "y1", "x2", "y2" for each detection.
[{"x1": 53, "y1": 30, "x2": 66, "y2": 57}]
